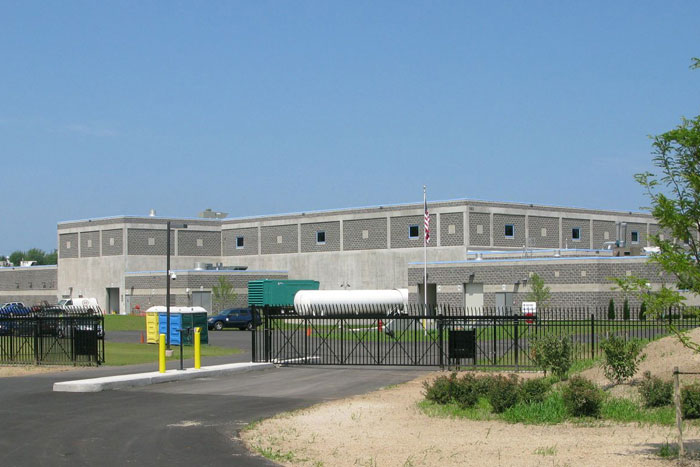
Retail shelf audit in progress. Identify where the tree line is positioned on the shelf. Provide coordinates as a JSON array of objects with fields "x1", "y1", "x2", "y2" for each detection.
[{"x1": 5, "y1": 249, "x2": 58, "y2": 266}]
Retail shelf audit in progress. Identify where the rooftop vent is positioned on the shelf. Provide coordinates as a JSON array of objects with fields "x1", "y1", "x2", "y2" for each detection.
[
  {"x1": 198, "y1": 208, "x2": 228, "y2": 219},
  {"x1": 149, "y1": 209, "x2": 156, "y2": 217}
]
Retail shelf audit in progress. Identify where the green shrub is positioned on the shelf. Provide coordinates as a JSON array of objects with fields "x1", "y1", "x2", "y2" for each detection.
[
  {"x1": 472, "y1": 374, "x2": 495, "y2": 397},
  {"x1": 608, "y1": 298, "x2": 616, "y2": 320},
  {"x1": 423, "y1": 373, "x2": 457, "y2": 405},
  {"x1": 452, "y1": 374, "x2": 479, "y2": 409},
  {"x1": 639, "y1": 302, "x2": 647, "y2": 321},
  {"x1": 487, "y1": 374, "x2": 521, "y2": 413},
  {"x1": 623, "y1": 298, "x2": 630, "y2": 321},
  {"x1": 529, "y1": 334, "x2": 572, "y2": 379},
  {"x1": 599, "y1": 335, "x2": 646, "y2": 384},
  {"x1": 682, "y1": 383, "x2": 700, "y2": 419},
  {"x1": 562, "y1": 376, "x2": 602, "y2": 417},
  {"x1": 638, "y1": 371, "x2": 672, "y2": 408},
  {"x1": 520, "y1": 378, "x2": 552, "y2": 404}
]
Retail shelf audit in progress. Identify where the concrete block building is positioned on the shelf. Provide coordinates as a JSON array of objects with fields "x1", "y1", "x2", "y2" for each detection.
[
  {"x1": 407, "y1": 249, "x2": 697, "y2": 314},
  {"x1": 39, "y1": 197, "x2": 681, "y2": 314},
  {"x1": 0, "y1": 265, "x2": 57, "y2": 306}
]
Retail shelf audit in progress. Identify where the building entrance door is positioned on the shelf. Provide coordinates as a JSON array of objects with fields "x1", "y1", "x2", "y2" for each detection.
[
  {"x1": 106, "y1": 288, "x2": 120, "y2": 314},
  {"x1": 464, "y1": 282, "x2": 484, "y2": 313},
  {"x1": 495, "y1": 292, "x2": 514, "y2": 314},
  {"x1": 416, "y1": 283, "x2": 437, "y2": 314},
  {"x1": 192, "y1": 291, "x2": 212, "y2": 313}
]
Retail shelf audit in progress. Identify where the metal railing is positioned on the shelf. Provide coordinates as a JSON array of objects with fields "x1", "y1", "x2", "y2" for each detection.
[
  {"x1": 250, "y1": 304, "x2": 700, "y2": 369},
  {"x1": 0, "y1": 306, "x2": 105, "y2": 365}
]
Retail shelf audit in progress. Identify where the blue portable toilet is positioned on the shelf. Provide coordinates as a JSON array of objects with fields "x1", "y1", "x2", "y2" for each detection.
[{"x1": 155, "y1": 306, "x2": 208, "y2": 345}]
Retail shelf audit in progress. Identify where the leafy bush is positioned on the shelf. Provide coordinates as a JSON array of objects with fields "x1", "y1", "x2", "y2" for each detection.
[
  {"x1": 682, "y1": 383, "x2": 700, "y2": 419},
  {"x1": 599, "y1": 335, "x2": 646, "y2": 384},
  {"x1": 639, "y1": 302, "x2": 647, "y2": 321},
  {"x1": 520, "y1": 378, "x2": 552, "y2": 404},
  {"x1": 608, "y1": 298, "x2": 616, "y2": 320},
  {"x1": 472, "y1": 374, "x2": 495, "y2": 397},
  {"x1": 623, "y1": 298, "x2": 630, "y2": 321},
  {"x1": 423, "y1": 373, "x2": 457, "y2": 405},
  {"x1": 452, "y1": 374, "x2": 479, "y2": 409},
  {"x1": 487, "y1": 374, "x2": 521, "y2": 413},
  {"x1": 562, "y1": 376, "x2": 602, "y2": 417},
  {"x1": 530, "y1": 335, "x2": 572, "y2": 379},
  {"x1": 638, "y1": 371, "x2": 672, "y2": 408}
]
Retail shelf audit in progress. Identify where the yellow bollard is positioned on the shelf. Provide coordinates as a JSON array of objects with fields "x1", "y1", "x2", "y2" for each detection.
[
  {"x1": 194, "y1": 327, "x2": 201, "y2": 369},
  {"x1": 159, "y1": 333, "x2": 166, "y2": 373}
]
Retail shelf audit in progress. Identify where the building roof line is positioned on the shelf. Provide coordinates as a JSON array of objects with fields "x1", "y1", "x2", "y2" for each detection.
[{"x1": 57, "y1": 197, "x2": 652, "y2": 226}]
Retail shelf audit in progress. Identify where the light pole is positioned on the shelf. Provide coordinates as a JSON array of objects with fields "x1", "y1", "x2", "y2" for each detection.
[{"x1": 166, "y1": 221, "x2": 187, "y2": 350}]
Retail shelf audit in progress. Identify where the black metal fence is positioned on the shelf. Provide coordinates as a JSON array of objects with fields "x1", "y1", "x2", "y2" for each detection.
[
  {"x1": 251, "y1": 304, "x2": 700, "y2": 369},
  {"x1": 0, "y1": 306, "x2": 105, "y2": 365}
]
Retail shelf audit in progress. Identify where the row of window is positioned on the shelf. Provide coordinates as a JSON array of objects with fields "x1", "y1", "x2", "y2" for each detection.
[
  {"x1": 66, "y1": 227, "x2": 647, "y2": 252},
  {"x1": 233, "y1": 226, "x2": 644, "y2": 247},
  {"x1": 501, "y1": 224, "x2": 640, "y2": 243},
  {"x1": 234, "y1": 231, "x2": 328, "y2": 249}
]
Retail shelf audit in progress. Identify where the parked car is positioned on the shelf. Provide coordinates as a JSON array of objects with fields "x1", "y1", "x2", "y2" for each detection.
[
  {"x1": 1, "y1": 302, "x2": 25, "y2": 310},
  {"x1": 208, "y1": 308, "x2": 261, "y2": 331},
  {"x1": 57, "y1": 297, "x2": 99, "y2": 311}
]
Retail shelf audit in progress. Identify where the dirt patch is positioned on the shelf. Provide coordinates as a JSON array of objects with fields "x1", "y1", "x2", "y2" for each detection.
[
  {"x1": 580, "y1": 327, "x2": 700, "y2": 399},
  {"x1": 0, "y1": 365, "x2": 86, "y2": 378},
  {"x1": 241, "y1": 374, "x2": 695, "y2": 466},
  {"x1": 242, "y1": 331, "x2": 700, "y2": 466}
]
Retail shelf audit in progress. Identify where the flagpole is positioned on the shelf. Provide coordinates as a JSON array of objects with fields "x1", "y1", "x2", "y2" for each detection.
[{"x1": 423, "y1": 185, "x2": 427, "y2": 313}]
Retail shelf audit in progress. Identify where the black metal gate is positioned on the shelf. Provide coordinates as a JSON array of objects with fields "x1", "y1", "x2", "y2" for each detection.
[
  {"x1": 252, "y1": 312, "x2": 538, "y2": 369},
  {"x1": 0, "y1": 310, "x2": 105, "y2": 365}
]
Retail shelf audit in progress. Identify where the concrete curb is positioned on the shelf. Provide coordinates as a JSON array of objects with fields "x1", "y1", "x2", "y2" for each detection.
[{"x1": 53, "y1": 362, "x2": 275, "y2": 393}]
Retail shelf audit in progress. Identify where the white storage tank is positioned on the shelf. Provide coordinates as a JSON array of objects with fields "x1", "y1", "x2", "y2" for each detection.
[{"x1": 294, "y1": 289, "x2": 408, "y2": 315}]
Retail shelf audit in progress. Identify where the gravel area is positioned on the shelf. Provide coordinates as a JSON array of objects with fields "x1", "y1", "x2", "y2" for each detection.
[
  {"x1": 0, "y1": 365, "x2": 80, "y2": 377},
  {"x1": 241, "y1": 330, "x2": 700, "y2": 466}
]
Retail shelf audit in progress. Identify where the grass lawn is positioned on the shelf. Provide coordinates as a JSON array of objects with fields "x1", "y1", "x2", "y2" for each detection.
[
  {"x1": 104, "y1": 341, "x2": 242, "y2": 366},
  {"x1": 104, "y1": 315, "x2": 146, "y2": 331},
  {"x1": 419, "y1": 392, "x2": 680, "y2": 427}
]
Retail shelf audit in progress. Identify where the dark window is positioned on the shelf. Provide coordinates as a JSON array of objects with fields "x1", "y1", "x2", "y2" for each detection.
[
  {"x1": 316, "y1": 231, "x2": 326, "y2": 244},
  {"x1": 631, "y1": 231, "x2": 639, "y2": 243},
  {"x1": 409, "y1": 225, "x2": 419, "y2": 239},
  {"x1": 572, "y1": 228, "x2": 581, "y2": 240},
  {"x1": 236, "y1": 236, "x2": 244, "y2": 248},
  {"x1": 504, "y1": 224, "x2": 514, "y2": 238}
]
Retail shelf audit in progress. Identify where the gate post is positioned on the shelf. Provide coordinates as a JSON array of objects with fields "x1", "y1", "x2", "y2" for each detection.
[
  {"x1": 264, "y1": 309, "x2": 271, "y2": 363},
  {"x1": 492, "y1": 317, "x2": 497, "y2": 365},
  {"x1": 251, "y1": 306, "x2": 257, "y2": 362},
  {"x1": 34, "y1": 317, "x2": 40, "y2": 364},
  {"x1": 590, "y1": 313, "x2": 595, "y2": 361},
  {"x1": 514, "y1": 318, "x2": 519, "y2": 369},
  {"x1": 438, "y1": 317, "x2": 444, "y2": 369}
]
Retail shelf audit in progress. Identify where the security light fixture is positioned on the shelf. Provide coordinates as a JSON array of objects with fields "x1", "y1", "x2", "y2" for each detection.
[{"x1": 166, "y1": 221, "x2": 188, "y2": 350}]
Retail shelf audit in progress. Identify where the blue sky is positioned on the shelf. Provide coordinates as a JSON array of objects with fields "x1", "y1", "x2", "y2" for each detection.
[{"x1": 1, "y1": 1, "x2": 699, "y2": 253}]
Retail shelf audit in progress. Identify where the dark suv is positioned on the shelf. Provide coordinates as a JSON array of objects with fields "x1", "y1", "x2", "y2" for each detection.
[{"x1": 208, "y1": 308, "x2": 261, "y2": 331}]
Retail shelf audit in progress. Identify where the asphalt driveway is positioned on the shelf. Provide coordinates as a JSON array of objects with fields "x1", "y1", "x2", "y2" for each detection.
[{"x1": 0, "y1": 364, "x2": 430, "y2": 466}]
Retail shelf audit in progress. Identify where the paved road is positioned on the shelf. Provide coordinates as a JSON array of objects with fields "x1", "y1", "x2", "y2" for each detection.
[{"x1": 0, "y1": 363, "x2": 431, "y2": 466}]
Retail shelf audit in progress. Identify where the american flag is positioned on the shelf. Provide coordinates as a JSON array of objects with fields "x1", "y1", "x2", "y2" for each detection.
[{"x1": 424, "y1": 198, "x2": 430, "y2": 244}]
